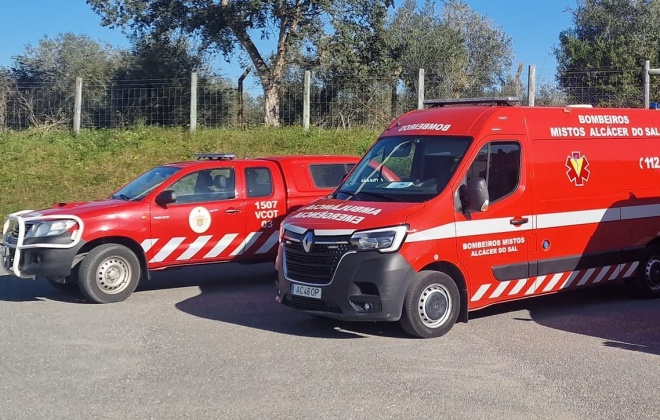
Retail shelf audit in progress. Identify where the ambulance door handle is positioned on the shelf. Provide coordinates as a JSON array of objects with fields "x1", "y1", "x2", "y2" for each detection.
[
  {"x1": 510, "y1": 217, "x2": 529, "y2": 226},
  {"x1": 225, "y1": 208, "x2": 241, "y2": 214}
]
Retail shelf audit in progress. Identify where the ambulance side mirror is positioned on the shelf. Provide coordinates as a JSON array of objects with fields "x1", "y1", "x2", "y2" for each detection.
[
  {"x1": 155, "y1": 190, "x2": 177, "y2": 207},
  {"x1": 459, "y1": 178, "x2": 489, "y2": 213}
]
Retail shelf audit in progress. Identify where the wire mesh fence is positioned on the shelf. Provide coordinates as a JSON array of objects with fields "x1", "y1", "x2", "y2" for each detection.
[{"x1": 1, "y1": 65, "x2": 659, "y2": 132}]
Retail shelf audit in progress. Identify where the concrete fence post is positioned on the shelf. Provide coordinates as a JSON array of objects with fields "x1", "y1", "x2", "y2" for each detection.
[
  {"x1": 303, "y1": 70, "x2": 311, "y2": 130},
  {"x1": 528, "y1": 65, "x2": 536, "y2": 107},
  {"x1": 190, "y1": 71, "x2": 198, "y2": 133},
  {"x1": 417, "y1": 69, "x2": 425, "y2": 109},
  {"x1": 73, "y1": 77, "x2": 82, "y2": 135}
]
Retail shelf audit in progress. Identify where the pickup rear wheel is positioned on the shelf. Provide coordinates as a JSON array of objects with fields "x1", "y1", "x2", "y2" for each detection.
[
  {"x1": 78, "y1": 244, "x2": 141, "y2": 304},
  {"x1": 400, "y1": 271, "x2": 460, "y2": 339}
]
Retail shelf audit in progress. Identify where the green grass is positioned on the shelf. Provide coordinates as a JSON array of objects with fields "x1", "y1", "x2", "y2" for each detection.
[{"x1": 0, "y1": 126, "x2": 379, "y2": 220}]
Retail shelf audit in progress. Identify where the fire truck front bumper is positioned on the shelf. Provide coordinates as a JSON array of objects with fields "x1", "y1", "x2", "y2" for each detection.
[{"x1": 276, "y1": 248, "x2": 416, "y2": 322}]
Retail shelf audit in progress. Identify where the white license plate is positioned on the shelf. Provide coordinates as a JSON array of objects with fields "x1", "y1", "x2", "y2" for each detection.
[{"x1": 291, "y1": 284, "x2": 322, "y2": 299}]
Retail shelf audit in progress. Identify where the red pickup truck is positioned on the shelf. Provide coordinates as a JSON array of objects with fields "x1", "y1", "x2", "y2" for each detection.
[{"x1": 1, "y1": 153, "x2": 358, "y2": 303}]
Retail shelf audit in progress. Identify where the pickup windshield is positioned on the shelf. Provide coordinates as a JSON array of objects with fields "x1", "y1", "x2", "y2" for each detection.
[
  {"x1": 111, "y1": 166, "x2": 181, "y2": 201},
  {"x1": 335, "y1": 135, "x2": 471, "y2": 203}
]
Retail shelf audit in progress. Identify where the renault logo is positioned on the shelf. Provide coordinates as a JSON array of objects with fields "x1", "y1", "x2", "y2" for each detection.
[{"x1": 302, "y1": 231, "x2": 314, "y2": 253}]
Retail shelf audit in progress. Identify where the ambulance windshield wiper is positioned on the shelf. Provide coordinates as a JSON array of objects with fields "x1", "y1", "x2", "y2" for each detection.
[{"x1": 339, "y1": 189, "x2": 399, "y2": 202}]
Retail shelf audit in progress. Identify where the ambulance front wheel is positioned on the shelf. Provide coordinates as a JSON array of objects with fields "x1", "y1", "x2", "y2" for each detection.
[
  {"x1": 77, "y1": 243, "x2": 141, "y2": 304},
  {"x1": 400, "y1": 270, "x2": 460, "y2": 338},
  {"x1": 633, "y1": 249, "x2": 660, "y2": 298}
]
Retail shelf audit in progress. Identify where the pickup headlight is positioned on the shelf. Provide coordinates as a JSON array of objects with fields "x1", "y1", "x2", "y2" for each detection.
[
  {"x1": 25, "y1": 220, "x2": 78, "y2": 239},
  {"x1": 349, "y1": 225, "x2": 408, "y2": 253}
]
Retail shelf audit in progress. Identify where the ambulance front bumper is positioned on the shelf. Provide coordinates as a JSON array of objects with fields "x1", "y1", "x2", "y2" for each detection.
[{"x1": 276, "y1": 244, "x2": 416, "y2": 322}]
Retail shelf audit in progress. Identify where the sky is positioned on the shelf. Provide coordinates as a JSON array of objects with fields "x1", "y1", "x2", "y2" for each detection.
[{"x1": 0, "y1": 1, "x2": 576, "y2": 86}]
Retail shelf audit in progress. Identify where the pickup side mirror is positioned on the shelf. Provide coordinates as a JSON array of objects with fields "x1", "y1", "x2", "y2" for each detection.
[
  {"x1": 459, "y1": 178, "x2": 489, "y2": 213},
  {"x1": 155, "y1": 190, "x2": 177, "y2": 207}
]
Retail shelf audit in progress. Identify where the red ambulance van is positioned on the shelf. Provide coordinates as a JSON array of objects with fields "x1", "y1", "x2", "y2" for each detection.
[{"x1": 275, "y1": 97, "x2": 660, "y2": 338}]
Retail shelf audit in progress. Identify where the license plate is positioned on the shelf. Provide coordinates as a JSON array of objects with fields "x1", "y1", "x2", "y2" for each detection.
[{"x1": 291, "y1": 284, "x2": 322, "y2": 299}]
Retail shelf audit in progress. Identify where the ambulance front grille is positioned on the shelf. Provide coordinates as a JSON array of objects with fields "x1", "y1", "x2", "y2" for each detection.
[{"x1": 284, "y1": 240, "x2": 348, "y2": 285}]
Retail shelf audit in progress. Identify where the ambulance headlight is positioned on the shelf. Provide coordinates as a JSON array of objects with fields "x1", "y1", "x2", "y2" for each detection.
[
  {"x1": 25, "y1": 220, "x2": 78, "y2": 238},
  {"x1": 350, "y1": 225, "x2": 408, "y2": 253}
]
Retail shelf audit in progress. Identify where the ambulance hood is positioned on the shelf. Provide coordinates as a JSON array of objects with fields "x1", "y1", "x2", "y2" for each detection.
[{"x1": 284, "y1": 199, "x2": 425, "y2": 233}]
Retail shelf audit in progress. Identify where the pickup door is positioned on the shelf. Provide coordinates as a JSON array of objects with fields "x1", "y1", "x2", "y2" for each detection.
[{"x1": 146, "y1": 161, "x2": 285, "y2": 269}]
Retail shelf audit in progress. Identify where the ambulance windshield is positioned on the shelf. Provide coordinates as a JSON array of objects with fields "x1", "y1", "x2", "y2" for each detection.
[{"x1": 336, "y1": 135, "x2": 471, "y2": 203}]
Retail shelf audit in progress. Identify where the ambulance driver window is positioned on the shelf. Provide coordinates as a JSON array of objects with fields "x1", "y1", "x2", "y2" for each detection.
[{"x1": 466, "y1": 142, "x2": 520, "y2": 203}]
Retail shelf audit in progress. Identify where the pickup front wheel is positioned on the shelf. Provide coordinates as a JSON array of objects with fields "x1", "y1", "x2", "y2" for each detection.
[
  {"x1": 400, "y1": 271, "x2": 460, "y2": 338},
  {"x1": 78, "y1": 244, "x2": 141, "y2": 304}
]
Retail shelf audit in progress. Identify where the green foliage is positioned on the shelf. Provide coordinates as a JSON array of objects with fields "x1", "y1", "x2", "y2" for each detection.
[
  {"x1": 0, "y1": 127, "x2": 377, "y2": 220},
  {"x1": 86, "y1": 0, "x2": 396, "y2": 126},
  {"x1": 555, "y1": 0, "x2": 660, "y2": 106}
]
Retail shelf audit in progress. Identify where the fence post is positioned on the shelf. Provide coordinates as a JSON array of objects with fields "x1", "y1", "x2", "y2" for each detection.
[
  {"x1": 303, "y1": 70, "x2": 311, "y2": 130},
  {"x1": 527, "y1": 65, "x2": 536, "y2": 107},
  {"x1": 417, "y1": 69, "x2": 425, "y2": 109},
  {"x1": 190, "y1": 72, "x2": 198, "y2": 133},
  {"x1": 73, "y1": 77, "x2": 82, "y2": 135}
]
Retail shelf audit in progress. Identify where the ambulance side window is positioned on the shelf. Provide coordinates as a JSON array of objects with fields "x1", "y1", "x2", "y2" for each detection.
[{"x1": 466, "y1": 142, "x2": 520, "y2": 203}]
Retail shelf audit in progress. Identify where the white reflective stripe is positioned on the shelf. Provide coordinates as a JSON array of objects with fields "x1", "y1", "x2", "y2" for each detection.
[
  {"x1": 141, "y1": 239, "x2": 158, "y2": 253},
  {"x1": 590, "y1": 266, "x2": 610, "y2": 284},
  {"x1": 455, "y1": 216, "x2": 532, "y2": 237},
  {"x1": 471, "y1": 284, "x2": 490, "y2": 302},
  {"x1": 576, "y1": 267, "x2": 596, "y2": 286},
  {"x1": 407, "y1": 204, "x2": 660, "y2": 244},
  {"x1": 535, "y1": 208, "x2": 619, "y2": 229},
  {"x1": 622, "y1": 204, "x2": 660, "y2": 220},
  {"x1": 204, "y1": 233, "x2": 238, "y2": 258},
  {"x1": 230, "y1": 232, "x2": 262, "y2": 256},
  {"x1": 255, "y1": 231, "x2": 279, "y2": 254},
  {"x1": 623, "y1": 261, "x2": 639, "y2": 278},
  {"x1": 177, "y1": 235, "x2": 212, "y2": 260},
  {"x1": 560, "y1": 270, "x2": 581, "y2": 289},
  {"x1": 525, "y1": 276, "x2": 545, "y2": 295},
  {"x1": 489, "y1": 281, "x2": 510, "y2": 299},
  {"x1": 542, "y1": 272, "x2": 564, "y2": 292},
  {"x1": 151, "y1": 237, "x2": 185, "y2": 262},
  {"x1": 509, "y1": 278, "x2": 528, "y2": 295},
  {"x1": 607, "y1": 265, "x2": 621, "y2": 281}
]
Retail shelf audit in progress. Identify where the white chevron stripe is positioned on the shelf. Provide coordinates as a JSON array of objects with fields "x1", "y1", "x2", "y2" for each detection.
[
  {"x1": 542, "y1": 272, "x2": 564, "y2": 292},
  {"x1": 141, "y1": 238, "x2": 158, "y2": 253},
  {"x1": 255, "y1": 231, "x2": 279, "y2": 254},
  {"x1": 204, "y1": 234, "x2": 238, "y2": 258},
  {"x1": 471, "y1": 284, "x2": 490, "y2": 301},
  {"x1": 489, "y1": 281, "x2": 511, "y2": 298},
  {"x1": 590, "y1": 266, "x2": 609, "y2": 283},
  {"x1": 509, "y1": 278, "x2": 527, "y2": 295},
  {"x1": 177, "y1": 235, "x2": 212, "y2": 260},
  {"x1": 607, "y1": 264, "x2": 622, "y2": 281},
  {"x1": 560, "y1": 270, "x2": 581, "y2": 289},
  {"x1": 230, "y1": 232, "x2": 262, "y2": 256},
  {"x1": 525, "y1": 276, "x2": 545, "y2": 295},
  {"x1": 623, "y1": 261, "x2": 639, "y2": 278},
  {"x1": 151, "y1": 237, "x2": 185, "y2": 262},
  {"x1": 577, "y1": 267, "x2": 597, "y2": 286}
]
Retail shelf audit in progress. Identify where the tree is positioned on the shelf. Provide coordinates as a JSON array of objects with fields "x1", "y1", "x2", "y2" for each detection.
[
  {"x1": 87, "y1": 0, "x2": 393, "y2": 127},
  {"x1": 11, "y1": 33, "x2": 124, "y2": 128},
  {"x1": 555, "y1": 0, "x2": 660, "y2": 107},
  {"x1": 387, "y1": 0, "x2": 514, "y2": 99}
]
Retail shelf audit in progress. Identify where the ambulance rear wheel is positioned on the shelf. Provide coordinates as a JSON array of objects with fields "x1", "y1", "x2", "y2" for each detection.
[
  {"x1": 400, "y1": 271, "x2": 460, "y2": 338},
  {"x1": 78, "y1": 244, "x2": 141, "y2": 304},
  {"x1": 633, "y1": 250, "x2": 660, "y2": 298}
]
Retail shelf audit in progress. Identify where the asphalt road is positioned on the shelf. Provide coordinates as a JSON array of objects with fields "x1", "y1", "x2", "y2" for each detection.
[{"x1": 1, "y1": 262, "x2": 659, "y2": 419}]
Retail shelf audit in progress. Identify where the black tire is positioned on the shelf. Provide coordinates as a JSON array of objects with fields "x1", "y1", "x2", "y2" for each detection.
[
  {"x1": 632, "y1": 249, "x2": 660, "y2": 298},
  {"x1": 400, "y1": 270, "x2": 460, "y2": 338},
  {"x1": 77, "y1": 244, "x2": 141, "y2": 304}
]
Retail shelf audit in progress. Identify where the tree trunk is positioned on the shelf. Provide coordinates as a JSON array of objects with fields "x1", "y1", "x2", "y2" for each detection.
[{"x1": 263, "y1": 83, "x2": 280, "y2": 127}]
